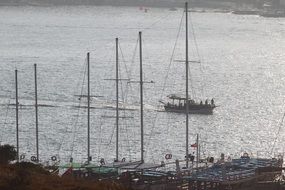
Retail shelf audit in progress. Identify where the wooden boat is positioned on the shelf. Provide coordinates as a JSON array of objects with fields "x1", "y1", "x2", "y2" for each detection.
[{"x1": 164, "y1": 94, "x2": 216, "y2": 115}]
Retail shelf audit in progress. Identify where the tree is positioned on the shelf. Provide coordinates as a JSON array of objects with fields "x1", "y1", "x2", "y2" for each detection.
[{"x1": 0, "y1": 144, "x2": 17, "y2": 164}]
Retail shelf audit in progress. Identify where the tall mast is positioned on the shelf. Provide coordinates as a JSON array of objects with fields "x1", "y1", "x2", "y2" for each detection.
[
  {"x1": 139, "y1": 31, "x2": 144, "y2": 163},
  {"x1": 87, "y1": 52, "x2": 91, "y2": 164},
  {"x1": 15, "y1": 69, "x2": 19, "y2": 162},
  {"x1": 115, "y1": 38, "x2": 119, "y2": 161},
  {"x1": 185, "y1": 2, "x2": 190, "y2": 168},
  {"x1": 34, "y1": 64, "x2": 39, "y2": 162}
]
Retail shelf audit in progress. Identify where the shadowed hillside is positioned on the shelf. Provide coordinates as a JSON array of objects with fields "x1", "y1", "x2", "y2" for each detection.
[
  {"x1": 0, "y1": 162, "x2": 128, "y2": 190},
  {"x1": 0, "y1": 144, "x2": 128, "y2": 190}
]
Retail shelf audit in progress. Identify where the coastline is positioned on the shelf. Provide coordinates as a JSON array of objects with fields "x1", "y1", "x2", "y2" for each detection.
[{"x1": 0, "y1": 0, "x2": 235, "y2": 9}]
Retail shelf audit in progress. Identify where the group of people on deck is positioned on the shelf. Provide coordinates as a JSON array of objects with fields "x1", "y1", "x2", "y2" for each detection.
[
  {"x1": 200, "y1": 98, "x2": 215, "y2": 106},
  {"x1": 184, "y1": 98, "x2": 215, "y2": 106},
  {"x1": 166, "y1": 98, "x2": 215, "y2": 108}
]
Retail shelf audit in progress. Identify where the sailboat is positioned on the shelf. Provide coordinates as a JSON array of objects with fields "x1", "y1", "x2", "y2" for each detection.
[
  {"x1": 163, "y1": 3, "x2": 216, "y2": 115},
  {"x1": 60, "y1": 33, "x2": 162, "y2": 178},
  {"x1": 15, "y1": 65, "x2": 41, "y2": 163},
  {"x1": 105, "y1": 32, "x2": 162, "y2": 170}
]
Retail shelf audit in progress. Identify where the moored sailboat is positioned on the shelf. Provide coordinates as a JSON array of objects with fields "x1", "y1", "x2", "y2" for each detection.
[{"x1": 60, "y1": 33, "x2": 163, "y2": 179}]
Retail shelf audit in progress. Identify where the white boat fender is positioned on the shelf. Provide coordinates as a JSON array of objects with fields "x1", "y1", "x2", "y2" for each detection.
[
  {"x1": 51, "y1": 156, "x2": 57, "y2": 161},
  {"x1": 165, "y1": 154, "x2": 172, "y2": 160},
  {"x1": 20, "y1": 154, "x2": 25, "y2": 160},
  {"x1": 31, "y1": 156, "x2": 37, "y2": 162},
  {"x1": 100, "y1": 158, "x2": 105, "y2": 165}
]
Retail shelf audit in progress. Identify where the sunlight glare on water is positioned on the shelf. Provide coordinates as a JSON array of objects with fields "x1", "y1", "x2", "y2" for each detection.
[{"x1": 0, "y1": 5, "x2": 285, "y2": 163}]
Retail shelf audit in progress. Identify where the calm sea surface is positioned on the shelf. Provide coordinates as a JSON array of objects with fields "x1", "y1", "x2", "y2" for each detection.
[{"x1": 0, "y1": 5, "x2": 285, "y2": 164}]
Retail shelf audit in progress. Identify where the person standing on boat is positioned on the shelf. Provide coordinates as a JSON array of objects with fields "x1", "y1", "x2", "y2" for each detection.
[{"x1": 211, "y1": 98, "x2": 214, "y2": 105}]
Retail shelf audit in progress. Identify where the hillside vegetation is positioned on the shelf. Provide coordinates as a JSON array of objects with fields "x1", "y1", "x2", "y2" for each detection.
[
  {"x1": 0, "y1": 144, "x2": 128, "y2": 190},
  {"x1": 0, "y1": 162, "x2": 128, "y2": 190}
]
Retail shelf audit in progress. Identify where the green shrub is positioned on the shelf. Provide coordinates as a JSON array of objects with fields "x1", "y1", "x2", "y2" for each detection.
[{"x1": 0, "y1": 144, "x2": 17, "y2": 164}]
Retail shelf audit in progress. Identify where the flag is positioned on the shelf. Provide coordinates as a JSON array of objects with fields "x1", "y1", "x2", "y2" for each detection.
[
  {"x1": 191, "y1": 143, "x2": 197, "y2": 148},
  {"x1": 62, "y1": 166, "x2": 73, "y2": 177}
]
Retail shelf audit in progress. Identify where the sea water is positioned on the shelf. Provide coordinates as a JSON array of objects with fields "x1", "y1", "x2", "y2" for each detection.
[{"x1": 0, "y1": 5, "x2": 285, "y2": 164}]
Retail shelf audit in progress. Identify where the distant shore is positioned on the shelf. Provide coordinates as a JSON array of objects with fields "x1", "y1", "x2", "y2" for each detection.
[{"x1": 0, "y1": 0, "x2": 236, "y2": 9}]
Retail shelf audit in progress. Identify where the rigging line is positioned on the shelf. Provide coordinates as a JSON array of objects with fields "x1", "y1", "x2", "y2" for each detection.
[
  {"x1": 57, "y1": 64, "x2": 86, "y2": 154},
  {"x1": 117, "y1": 42, "x2": 134, "y2": 161},
  {"x1": 118, "y1": 52, "x2": 132, "y2": 159},
  {"x1": 64, "y1": 68, "x2": 87, "y2": 157},
  {"x1": 41, "y1": 133, "x2": 51, "y2": 156},
  {"x1": 68, "y1": 92, "x2": 85, "y2": 158},
  {"x1": 142, "y1": 11, "x2": 173, "y2": 31},
  {"x1": 123, "y1": 37, "x2": 139, "y2": 104},
  {"x1": 128, "y1": 37, "x2": 139, "y2": 79},
  {"x1": 30, "y1": 68, "x2": 52, "y2": 159},
  {"x1": 118, "y1": 41, "x2": 133, "y2": 133},
  {"x1": 69, "y1": 58, "x2": 88, "y2": 158},
  {"x1": 118, "y1": 45, "x2": 130, "y2": 107},
  {"x1": 105, "y1": 90, "x2": 116, "y2": 146},
  {"x1": 186, "y1": 12, "x2": 196, "y2": 99},
  {"x1": 147, "y1": 110, "x2": 173, "y2": 163},
  {"x1": 17, "y1": 90, "x2": 23, "y2": 154},
  {"x1": 118, "y1": 36, "x2": 142, "y2": 161},
  {"x1": 97, "y1": 108, "x2": 107, "y2": 161},
  {"x1": 107, "y1": 124, "x2": 116, "y2": 146},
  {"x1": 121, "y1": 90, "x2": 135, "y2": 159},
  {"x1": 118, "y1": 47, "x2": 125, "y2": 105},
  {"x1": 188, "y1": 11, "x2": 205, "y2": 98},
  {"x1": 123, "y1": 122, "x2": 132, "y2": 160},
  {"x1": 118, "y1": 62, "x2": 123, "y2": 159},
  {"x1": 270, "y1": 106, "x2": 285, "y2": 155},
  {"x1": 145, "y1": 12, "x2": 185, "y2": 156},
  {"x1": 188, "y1": 66, "x2": 196, "y2": 99},
  {"x1": 0, "y1": 91, "x2": 13, "y2": 143},
  {"x1": 119, "y1": 52, "x2": 134, "y2": 161},
  {"x1": 119, "y1": 42, "x2": 131, "y2": 81},
  {"x1": 97, "y1": 51, "x2": 114, "y2": 161}
]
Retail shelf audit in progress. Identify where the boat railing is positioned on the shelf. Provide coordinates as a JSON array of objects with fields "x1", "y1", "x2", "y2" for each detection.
[{"x1": 224, "y1": 169, "x2": 255, "y2": 181}]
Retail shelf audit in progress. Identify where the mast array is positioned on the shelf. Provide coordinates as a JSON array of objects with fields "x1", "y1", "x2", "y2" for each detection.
[{"x1": 11, "y1": 32, "x2": 149, "y2": 166}]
